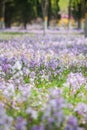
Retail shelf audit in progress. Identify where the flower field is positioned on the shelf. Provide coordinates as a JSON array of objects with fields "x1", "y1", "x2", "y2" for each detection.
[{"x1": 0, "y1": 30, "x2": 87, "y2": 130}]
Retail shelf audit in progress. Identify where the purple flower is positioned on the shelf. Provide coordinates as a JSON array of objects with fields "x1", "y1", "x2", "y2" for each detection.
[
  {"x1": 65, "y1": 116, "x2": 82, "y2": 130},
  {"x1": 0, "y1": 104, "x2": 13, "y2": 130},
  {"x1": 66, "y1": 72, "x2": 86, "y2": 94},
  {"x1": 32, "y1": 125, "x2": 44, "y2": 130},
  {"x1": 75, "y1": 103, "x2": 87, "y2": 116},
  {"x1": 67, "y1": 116, "x2": 78, "y2": 126},
  {"x1": 15, "y1": 117, "x2": 26, "y2": 130},
  {"x1": 2, "y1": 64, "x2": 8, "y2": 72}
]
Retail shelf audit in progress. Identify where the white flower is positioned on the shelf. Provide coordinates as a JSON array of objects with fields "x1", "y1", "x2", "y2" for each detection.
[
  {"x1": 13, "y1": 61, "x2": 22, "y2": 71},
  {"x1": 3, "y1": 84, "x2": 15, "y2": 98},
  {"x1": 26, "y1": 107, "x2": 37, "y2": 119}
]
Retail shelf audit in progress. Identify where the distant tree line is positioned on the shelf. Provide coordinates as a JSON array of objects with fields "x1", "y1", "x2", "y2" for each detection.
[
  {"x1": 68, "y1": 0, "x2": 87, "y2": 36},
  {"x1": 0, "y1": 0, "x2": 87, "y2": 35},
  {"x1": 0, "y1": 0, "x2": 61, "y2": 29},
  {"x1": 68, "y1": 0, "x2": 85, "y2": 29}
]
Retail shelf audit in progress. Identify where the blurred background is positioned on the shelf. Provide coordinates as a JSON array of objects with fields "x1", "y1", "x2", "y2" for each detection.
[{"x1": 0, "y1": 0, "x2": 86, "y2": 32}]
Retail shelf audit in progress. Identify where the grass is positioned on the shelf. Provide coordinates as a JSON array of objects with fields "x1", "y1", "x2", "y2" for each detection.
[
  {"x1": 0, "y1": 31, "x2": 34, "y2": 40},
  {"x1": 0, "y1": 32, "x2": 24, "y2": 40}
]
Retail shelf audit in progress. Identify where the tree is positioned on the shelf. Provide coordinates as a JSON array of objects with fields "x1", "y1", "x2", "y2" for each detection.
[
  {"x1": 84, "y1": 0, "x2": 87, "y2": 37},
  {"x1": 55, "y1": 0, "x2": 60, "y2": 19},
  {"x1": 68, "y1": 0, "x2": 72, "y2": 28},
  {"x1": 36, "y1": 0, "x2": 43, "y2": 18},
  {"x1": 14, "y1": 0, "x2": 35, "y2": 29},
  {"x1": 48, "y1": 0, "x2": 52, "y2": 26},
  {"x1": 5, "y1": 0, "x2": 14, "y2": 28},
  {"x1": 0, "y1": 0, "x2": 5, "y2": 29},
  {"x1": 41, "y1": 0, "x2": 49, "y2": 34},
  {"x1": 68, "y1": 0, "x2": 85, "y2": 29},
  {"x1": 71, "y1": 0, "x2": 82, "y2": 29},
  {"x1": 52, "y1": 0, "x2": 60, "y2": 19}
]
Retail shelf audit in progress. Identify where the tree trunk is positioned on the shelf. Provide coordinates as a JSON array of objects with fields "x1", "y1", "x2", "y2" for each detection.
[
  {"x1": 0, "y1": 0, "x2": 5, "y2": 29},
  {"x1": 77, "y1": 3, "x2": 82, "y2": 29},
  {"x1": 84, "y1": 0, "x2": 87, "y2": 37},
  {"x1": 23, "y1": 22, "x2": 27, "y2": 29},
  {"x1": 43, "y1": 16, "x2": 48, "y2": 35},
  {"x1": 77, "y1": 19, "x2": 81, "y2": 29},
  {"x1": 68, "y1": 0, "x2": 72, "y2": 29},
  {"x1": 48, "y1": 0, "x2": 52, "y2": 27},
  {"x1": 41, "y1": 0, "x2": 49, "y2": 35},
  {"x1": 5, "y1": 20, "x2": 11, "y2": 28},
  {"x1": 84, "y1": 14, "x2": 87, "y2": 37},
  {"x1": 56, "y1": 0, "x2": 60, "y2": 19}
]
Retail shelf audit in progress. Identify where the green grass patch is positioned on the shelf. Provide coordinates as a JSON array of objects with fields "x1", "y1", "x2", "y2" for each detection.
[{"x1": 0, "y1": 31, "x2": 35, "y2": 40}]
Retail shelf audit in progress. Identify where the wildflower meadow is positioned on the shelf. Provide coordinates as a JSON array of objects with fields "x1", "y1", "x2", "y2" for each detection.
[{"x1": 0, "y1": 29, "x2": 87, "y2": 130}]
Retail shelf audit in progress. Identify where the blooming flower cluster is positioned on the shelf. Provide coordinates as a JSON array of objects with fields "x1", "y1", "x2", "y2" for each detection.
[
  {"x1": 66, "y1": 72, "x2": 86, "y2": 95},
  {"x1": 0, "y1": 29, "x2": 87, "y2": 129}
]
